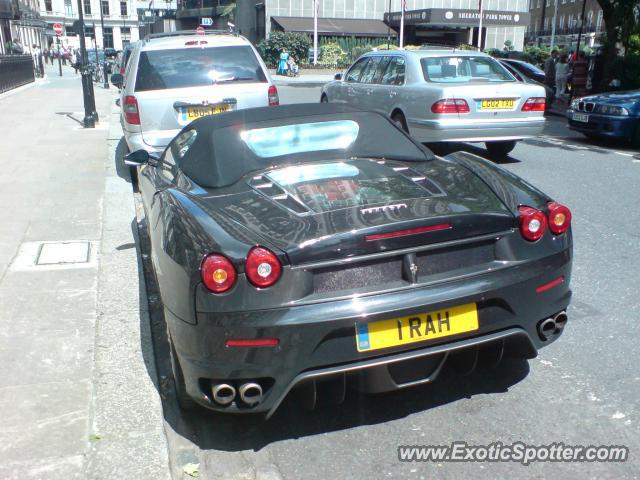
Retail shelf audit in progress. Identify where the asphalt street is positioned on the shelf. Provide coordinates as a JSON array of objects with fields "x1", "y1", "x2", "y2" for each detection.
[{"x1": 143, "y1": 86, "x2": 639, "y2": 479}]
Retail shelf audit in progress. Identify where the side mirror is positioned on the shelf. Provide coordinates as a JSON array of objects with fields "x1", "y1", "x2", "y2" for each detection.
[
  {"x1": 110, "y1": 73, "x2": 123, "y2": 88},
  {"x1": 115, "y1": 98, "x2": 120, "y2": 107},
  {"x1": 334, "y1": 72, "x2": 343, "y2": 81},
  {"x1": 124, "y1": 149, "x2": 150, "y2": 167}
]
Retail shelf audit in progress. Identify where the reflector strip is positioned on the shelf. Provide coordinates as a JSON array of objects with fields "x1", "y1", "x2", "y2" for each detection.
[
  {"x1": 536, "y1": 276, "x2": 565, "y2": 293},
  {"x1": 225, "y1": 338, "x2": 280, "y2": 347},
  {"x1": 365, "y1": 223, "x2": 452, "y2": 242}
]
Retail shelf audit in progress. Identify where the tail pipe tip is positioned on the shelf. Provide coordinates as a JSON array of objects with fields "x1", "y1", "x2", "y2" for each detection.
[
  {"x1": 538, "y1": 311, "x2": 568, "y2": 341},
  {"x1": 212, "y1": 383, "x2": 236, "y2": 406},
  {"x1": 239, "y1": 382, "x2": 263, "y2": 406}
]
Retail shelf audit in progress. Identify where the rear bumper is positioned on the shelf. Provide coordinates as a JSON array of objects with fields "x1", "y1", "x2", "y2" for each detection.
[
  {"x1": 566, "y1": 110, "x2": 639, "y2": 140},
  {"x1": 122, "y1": 126, "x2": 176, "y2": 154},
  {"x1": 407, "y1": 116, "x2": 546, "y2": 142},
  {"x1": 168, "y1": 248, "x2": 572, "y2": 416}
]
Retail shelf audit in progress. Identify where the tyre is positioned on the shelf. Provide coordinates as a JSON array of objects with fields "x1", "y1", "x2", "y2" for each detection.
[
  {"x1": 485, "y1": 140, "x2": 517, "y2": 157},
  {"x1": 320, "y1": 94, "x2": 328, "y2": 103},
  {"x1": 169, "y1": 336, "x2": 198, "y2": 412},
  {"x1": 391, "y1": 112, "x2": 408, "y2": 132}
]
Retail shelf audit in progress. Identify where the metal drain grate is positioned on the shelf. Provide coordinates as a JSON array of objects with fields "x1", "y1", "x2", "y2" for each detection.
[{"x1": 36, "y1": 241, "x2": 91, "y2": 265}]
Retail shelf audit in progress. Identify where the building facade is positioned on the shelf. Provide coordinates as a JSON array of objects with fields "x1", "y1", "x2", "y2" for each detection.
[
  {"x1": 526, "y1": 0, "x2": 605, "y2": 49},
  {"x1": 1, "y1": 0, "x2": 47, "y2": 54}
]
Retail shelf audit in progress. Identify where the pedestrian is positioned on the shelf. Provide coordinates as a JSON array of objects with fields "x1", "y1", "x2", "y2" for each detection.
[
  {"x1": 48, "y1": 48, "x2": 54, "y2": 64},
  {"x1": 61, "y1": 48, "x2": 67, "y2": 65},
  {"x1": 555, "y1": 54, "x2": 569, "y2": 95},
  {"x1": 570, "y1": 51, "x2": 589, "y2": 98},
  {"x1": 277, "y1": 49, "x2": 289, "y2": 76},
  {"x1": 544, "y1": 50, "x2": 558, "y2": 91},
  {"x1": 71, "y1": 49, "x2": 79, "y2": 74}
]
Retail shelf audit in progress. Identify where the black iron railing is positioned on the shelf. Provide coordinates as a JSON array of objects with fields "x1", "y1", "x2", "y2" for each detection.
[{"x1": 0, "y1": 55, "x2": 35, "y2": 94}]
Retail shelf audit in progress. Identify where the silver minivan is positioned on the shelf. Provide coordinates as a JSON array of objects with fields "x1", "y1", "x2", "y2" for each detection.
[
  {"x1": 114, "y1": 31, "x2": 278, "y2": 153},
  {"x1": 321, "y1": 49, "x2": 546, "y2": 156}
]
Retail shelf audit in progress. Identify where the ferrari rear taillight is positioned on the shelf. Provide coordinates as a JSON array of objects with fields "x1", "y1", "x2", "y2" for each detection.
[
  {"x1": 123, "y1": 95, "x2": 140, "y2": 125},
  {"x1": 245, "y1": 246, "x2": 282, "y2": 288},
  {"x1": 519, "y1": 206, "x2": 547, "y2": 242},
  {"x1": 268, "y1": 85, "x2": 279, "y2": 106},
  {"x1": 201, "y1": 253, "x2": 237, "y2": 293},
  {"x1": 547, "y1": 202, "x2": 572, "y2": 235},
  {"x1": 521, "y1": 97, "x2": 546, "y2": 112},
  {"x1": 431, "y1": 99, "x2": 470, "y2": 114}
]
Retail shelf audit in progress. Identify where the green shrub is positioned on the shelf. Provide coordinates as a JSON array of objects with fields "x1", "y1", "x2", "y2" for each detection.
[
  {"x1": 351, "y1": 45, "x2": 373, "y2": 61},
  {"x1": 256, "y1": 31, "x2": 311, "y2": 65},
  {"x1": 319, "y1": 42, "x2": 348, "y2": 65}
]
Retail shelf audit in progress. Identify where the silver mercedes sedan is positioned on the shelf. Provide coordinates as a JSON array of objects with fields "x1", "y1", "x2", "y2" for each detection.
[{"x1": 321, "y1": 49, "x2": 546, "y2": 156}]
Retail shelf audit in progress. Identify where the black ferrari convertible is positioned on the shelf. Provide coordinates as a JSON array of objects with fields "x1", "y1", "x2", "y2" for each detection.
[{"x1": 126, "y1": 104, "x2": 572, "y2": 417}]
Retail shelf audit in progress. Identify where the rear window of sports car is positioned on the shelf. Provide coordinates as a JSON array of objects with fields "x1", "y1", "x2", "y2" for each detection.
[
  {"x1": 135, "y1": 45, "x2": 266, "y2": 92},
  {"x1": 421, "y1": 56, "x2": 514, "y2": 83}
]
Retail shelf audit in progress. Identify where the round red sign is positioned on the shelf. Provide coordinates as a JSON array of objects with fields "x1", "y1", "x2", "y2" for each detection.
[
  {"x1": 53, "y1": 23, "x2": 63, "y2": 36},
  {"x1": 196, "y1": 26, "x2": 205, "y2": 35}
]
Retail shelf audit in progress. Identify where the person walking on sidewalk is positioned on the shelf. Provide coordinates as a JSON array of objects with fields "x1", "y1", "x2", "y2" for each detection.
[
  {"x1": 277, "y1": 49, "x2": 289, "y2": 76},
  {"x1": 544, "y1": 50, "x2": 558, "y2": 92},
  {"x1": 555, "y1": 54, "x2": 569, "y2": 95}
]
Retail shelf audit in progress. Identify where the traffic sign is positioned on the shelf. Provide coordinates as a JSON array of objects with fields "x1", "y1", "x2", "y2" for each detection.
[
  {"x1": 201, "y1": 17, "x2": 213, "y2": 26},
  {"x1": 196, "y1": 26, "x2": 205, "y2": 35},
  {"x1": 53, "y1": 23, "x2": 63, "y2": 36}
]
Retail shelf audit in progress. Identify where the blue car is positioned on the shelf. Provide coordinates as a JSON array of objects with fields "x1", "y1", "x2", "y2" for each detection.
[{"x1": 567, "y1": 90, "x2": 640, "y2": 145}]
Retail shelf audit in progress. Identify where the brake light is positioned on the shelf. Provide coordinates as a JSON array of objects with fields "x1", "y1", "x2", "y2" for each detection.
[
  {"x1": 201, "y1": 253, "x2": 237, "y2": 293},
  {"x1": 431, "y1": 99, "x2": 470, "y2": 114},
  {"x1": 268, "y1": 85, "x2": 279, "y2": 106},
  {"x1": 547, "y1": 202, "x2": 571, "y2": 235},
  {"x1": 123, "y1": 95, "x2": 140, "y2": 125},
  {"x1": 522, "y1": 97, "x2": 546, "y2": 112},
  {"x1": 245, "y1": 246, "x2": 282, "y2": 288},
  {"x1": 225, "y1": 338, "x2": 280, "y2": 347},
  {"x1": 519, "y1": 206, "x2": 547, "y2": 242}
]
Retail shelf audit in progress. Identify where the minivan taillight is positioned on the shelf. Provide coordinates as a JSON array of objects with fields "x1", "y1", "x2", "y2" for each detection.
[
  {"x1": 123, "y1": 95, "x2": 140, "y2": 125},
  {"x1": 522, "y1": 97, "x2": 546, "y2": 112},
  {"x1": 268, "y1": 85, "x2": 279, "y2": 106},
  {"x1": 431, "y1": 99, "x2": 470, "y2": 114}
]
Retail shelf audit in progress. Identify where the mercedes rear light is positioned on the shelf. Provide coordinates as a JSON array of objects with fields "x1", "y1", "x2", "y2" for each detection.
[
  {"x1": 201, "y1": 253, "x2": 237, "y2": 293},
  {"x1": 522, "y1": 97, "x2": 546, "y2": 112},
  {"x1": 519, "y1": 206, "x2": 547, "y2": 242},
  {"x1": 547, "y1": 202, "x2": 572, "y2": 235},
  {"x1": 431, "y1": 99, "x2": 470, "y2": 114},
  {"x1": 123, "y1": 95, "x2": 140, "y2": 125},
  {"x1": 245, "y1": 246, "x2": 282, "y2": 288},
  {"x1": 268, "y1": 85, "x2": 279, "y2": 106}
]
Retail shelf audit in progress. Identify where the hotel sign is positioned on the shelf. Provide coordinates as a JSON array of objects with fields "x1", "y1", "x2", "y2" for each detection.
[{"x1": 385, "y1": 8, "x2": 530, "y2": 27}]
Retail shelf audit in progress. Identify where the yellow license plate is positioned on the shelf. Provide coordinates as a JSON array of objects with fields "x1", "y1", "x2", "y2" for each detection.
[
  {"x1": 186, "y1": 104, "x2": 230, "y2": 119},
  {"x1": 480, "y1": 99, "x2": 514, "y2": 110},
  {"x1": 355, "y1": 303, "x2": 478, "y2": 352}
]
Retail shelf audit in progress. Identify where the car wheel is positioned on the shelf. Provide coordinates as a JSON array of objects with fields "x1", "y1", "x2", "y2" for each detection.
[
  {"x1": 485, "y1": 140, "x2": 517, "y2": 157},
  {"x1": 169, "y1": 336, "x2": 198, "y2": 412},
  {"x1": 631, "y1": 124, "x2": 640, "y2": 148},
  {"x1": 392, "y1": 112, "x2": 408, "y2": 132},
  {"x1": 320, "y1": 94, "x2": 328, "y2": 103}
]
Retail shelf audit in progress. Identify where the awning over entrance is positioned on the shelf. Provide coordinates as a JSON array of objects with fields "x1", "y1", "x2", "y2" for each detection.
[
  {"x1": 271, "y1": 16, "x2": 395, "y2": 38},
  {"x1": 384, "y1": 8, "x2": 530, "y2": 28}
]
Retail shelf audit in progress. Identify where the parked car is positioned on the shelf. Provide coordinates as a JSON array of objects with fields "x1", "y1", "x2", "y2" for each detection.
[
  {"x1": 499, "y1": 59, "x2": 554, "y2": 107},
  {"x1": 321, "y1": 49, "x2": 547, "y2": 156},
  {"x1": 499, "y1": 58, "x2": 546, "y2": 84},
  {"x1": 567, "y1": 90, "x2": 640, "y2": 145},
  {"x1": 125, "y1": 103, "x2": 573, "y2": 416},
  {"x1": 111, "y1": 30, "x2": 278, "y2": 153},
  {"x1": 114, "y1": 42, "x2": 136, "y2": 78}
]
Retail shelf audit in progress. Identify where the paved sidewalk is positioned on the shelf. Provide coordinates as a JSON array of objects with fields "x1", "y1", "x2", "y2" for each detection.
[{"x1": 0, "y1": 63, "x2": 169, "y2": 478}]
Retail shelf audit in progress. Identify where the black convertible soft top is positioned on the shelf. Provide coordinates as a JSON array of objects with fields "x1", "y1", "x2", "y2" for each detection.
[{"x1": 176, "y1": 103, "x2": 434, "y2": 188}]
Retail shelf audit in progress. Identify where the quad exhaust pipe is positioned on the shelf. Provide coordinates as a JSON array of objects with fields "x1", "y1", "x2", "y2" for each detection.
[
  {"x1": 212, "y1": 383, "x2": 236, "y2": 406},
  {"x1": 538, "y1": 311, "x2": 568, "y2": 341},
  {"x1": 239, "y1": 382, "x2": 263, "y2": 406}
]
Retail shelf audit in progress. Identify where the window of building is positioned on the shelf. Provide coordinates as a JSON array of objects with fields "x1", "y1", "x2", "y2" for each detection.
[
  {"x1": 596, "y1": 10, "x2": 603, "y2": 31},
  {"x1": 559, "y1": 15, "x2": 565, "y2": 29},
  {"x1": 64, "y1": 0, "x2": 73, "y2": 16},
  {"x1": 546, "y1": 0, "x2": 550, "y2": 6},
  {"x1": 83, "y1": 0, "x2": 91, "y2": 14},
  {"x1": 120, "y1": 1, "x2": 127, "y2": 15},
  {"x1": 586, "y1": 10, "x2": 593, "y2": 28},
  {"x1": 537, "y1": 0, "x2": 541, "y2": 8},
  {"x1": 562, "y1": 0, "x2": 566, "y2": 4},
  {"x1": 44, "y1": 0, "x2": 52, "y2": 12},
  {"x1": 103, "y1": 27, "x2": 113, "y2": 48},
  {"x1": 102, "y1": 0, "x2": 110, "y2": 15}
]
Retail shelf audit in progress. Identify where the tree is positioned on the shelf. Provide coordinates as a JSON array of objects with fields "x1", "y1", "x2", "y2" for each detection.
[
  {"x1": 503, "y1": 39, "x2": 515, "y2": 51},
  {"x1": 221, "y1": 2, "x2": 236, "y2": 22},
  {"x1": 256, "y1": 32, "x2": 311, "y2": 65},
  {"x1": 595, "y1": 0, "x2": 640, "y2": 83}
]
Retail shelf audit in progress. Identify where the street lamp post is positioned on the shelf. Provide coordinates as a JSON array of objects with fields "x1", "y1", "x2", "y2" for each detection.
[
  {"x1": 98, "y1": 0, "x2": 109, "y2": 88},
  {"x1": 76, "y1": 0, "x2": 98, "y2": 127}
]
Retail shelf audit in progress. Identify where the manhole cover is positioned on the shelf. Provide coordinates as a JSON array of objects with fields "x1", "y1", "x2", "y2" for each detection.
[{"x1": 36, "y1": 241, "x2": 91, "y2": 265}]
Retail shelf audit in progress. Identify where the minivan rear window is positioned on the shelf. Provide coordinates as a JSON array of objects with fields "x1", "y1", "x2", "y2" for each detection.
[
  {"x1": 135, "y1": 45, "x2": 266, "y2": 92},
  {"x1": 421, "y1": 56, "x2": 514, "y2": 83}
]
